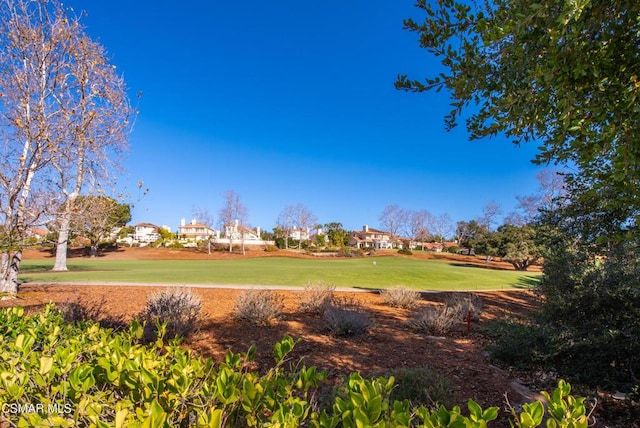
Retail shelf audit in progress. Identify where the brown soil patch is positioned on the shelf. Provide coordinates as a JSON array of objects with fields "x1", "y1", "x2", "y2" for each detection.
[{"x1": 6, "y1": 247, "x2": 544, "y2": 426}]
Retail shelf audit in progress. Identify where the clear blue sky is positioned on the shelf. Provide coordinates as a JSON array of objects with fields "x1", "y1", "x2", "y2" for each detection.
[{"x1": 72, "y1": 0, "x2": 545, "y2": 234}]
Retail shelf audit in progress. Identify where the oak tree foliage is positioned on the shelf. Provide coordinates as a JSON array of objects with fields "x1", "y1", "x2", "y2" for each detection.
[{"x1": 397, "y1": 0, "x2": 640, "y2": 214}]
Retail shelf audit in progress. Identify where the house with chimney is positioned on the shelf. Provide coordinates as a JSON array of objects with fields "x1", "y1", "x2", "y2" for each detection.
[
  {"x1": 177, "y1": 218, "x2": 215, "y2": 241},
  {"x1": 350, "y1": 225, "x2": 402, "y2": 249},
  {"x1": 221, "y1": 219, "x2": 262, "y2": 242}
]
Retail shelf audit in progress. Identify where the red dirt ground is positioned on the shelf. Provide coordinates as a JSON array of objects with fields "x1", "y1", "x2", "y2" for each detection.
[{"x1": 4, "y1": 247, "x2": 544, "y2": 426}]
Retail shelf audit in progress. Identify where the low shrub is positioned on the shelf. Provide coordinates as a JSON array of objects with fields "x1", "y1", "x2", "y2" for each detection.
[
  {"x1": 445, "y1": 292, "x2": 483, "y2": 321},
  {"x1": 140, "y1": 286, "x2": 202, "y2": 341},
  {"x1": 323, "y1": 297, "x2": 371, "y2": 337},
  {"x1": 409, "y1": 306, "x2": 457, "y2": 336},
  {"x1": 386, "y1": 366, "x2": 454, "y2": 407},
  {"x1": 264, "y1": 244, "x2": 279, "y2": 252},
  {"x1": 397, "y1": 248, "x2": 413, "y2": 255},
  {"x1": 297, "y1": 281, "x2": 336, "y2": 315},
  {"x1": 337, "y1": 247, "x2": 364, "y2": 258},
  {"x1": 485, "y1": 318, "x2": 551, "y2": 369},
  {"x1": 234, "y1": 289, "x2": 284, "y2": 325},
  {"x1": 447, "y1": 245, "x2": 460, "y2": 253},
  {"x1": 379, "y1": 287, "x2": 421, "y2": 309}
]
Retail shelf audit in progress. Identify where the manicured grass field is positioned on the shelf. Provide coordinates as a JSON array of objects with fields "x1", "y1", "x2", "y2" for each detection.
[{"x1": 19, "y1": 256, "x2": 540, "y2": 290}]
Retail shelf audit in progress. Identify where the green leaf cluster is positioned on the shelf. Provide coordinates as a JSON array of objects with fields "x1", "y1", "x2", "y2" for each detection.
[{"x1": 398, "y1": 0, "x2": 640, "y2": 222}]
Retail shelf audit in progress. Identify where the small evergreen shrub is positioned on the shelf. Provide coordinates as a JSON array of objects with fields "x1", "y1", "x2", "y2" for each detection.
[
  {"x1": 337, "y1": 247, "x2": 364, "y2": 258},
  {"x1": 324, "y1": 297, "x2": 371, "y2": 337},
  {"x1": 297, "y1": 281, "x2": 336, "y2": 315},
  {"x1": 447, "y1": 245, "x2": 460, "y2": 254},
  {"x1": 380, "y1": 287, "x2": 421, "y2": 309},
  {"x1": 485, "y1": 318, "x2": 551, "y2": 369},
  {"x1": 234, "y1": 289, "x2": 284, "y2": 325},
  {"x1": 397, "y1": 248, "x2": 413, "y2": 255},
  {"x1": 409, "y1": 306, "x2": 457, "y2": 336},
  {"x1": 140, "y1": 286, "x2": 202, "y2": 341},
  {"x1": 386, "y1": 366, "x2": 453, "y2": 407}
]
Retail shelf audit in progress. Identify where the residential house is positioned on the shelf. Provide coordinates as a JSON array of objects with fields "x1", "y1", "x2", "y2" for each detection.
[
  {"x1": 350, "y1": 225, "x2": 402, "y2": 249},
  {"x1": 134, "y1": 222, "x2": 160, "y2": 243},
  {"x1": 216, "y1": 219, "x2": 272, "y2": 247},
  {"x1": 27, "y1": 227, "x2": 49, "y2": 242},
  {"x1": 177, "y1": 218, "x2": 215, "y2": 241},
  {"x1": 288, "y1": 227, "x2": 310, "y2": 242}
]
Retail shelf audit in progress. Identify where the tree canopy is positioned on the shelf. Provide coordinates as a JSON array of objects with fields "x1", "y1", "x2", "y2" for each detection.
[{"x1": 397, "y1": 0, "x2": 640, "y2": 223}]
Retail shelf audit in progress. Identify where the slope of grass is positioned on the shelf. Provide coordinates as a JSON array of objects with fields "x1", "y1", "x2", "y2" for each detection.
[{"x1": 19, "y1": 256, "x2": 539, "y2": 290}]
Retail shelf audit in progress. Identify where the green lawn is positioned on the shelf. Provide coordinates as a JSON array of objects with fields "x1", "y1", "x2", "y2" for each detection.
[{"x1": 19, "y1": 256, "x2": 540, "y2": 291}]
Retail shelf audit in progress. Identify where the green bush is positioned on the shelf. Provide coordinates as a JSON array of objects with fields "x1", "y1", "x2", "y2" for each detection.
[
  {"x1": 0, "y1": 304, "x2": 594, "y2": 427},
  {"x1": 485, "y1": 319, "x2": 550, "y2": 369},
  {"x1": 385, "y1": 366, "x2": 453, "y2": 408},
  {"x1": 233, "y1": 289, "x2": 284, "y2": 325},
  {"x1": 397, "y1": 248, "x2": 413, "y2": 255},
  {"x1": 447, "y1": 245, "x2": 460, "y2": 254},
  {"x1": 522, "y1": 234, "x2": 640, "y2": 390}
]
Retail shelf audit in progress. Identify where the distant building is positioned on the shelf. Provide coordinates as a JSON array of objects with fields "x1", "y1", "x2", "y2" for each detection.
[
  {"x1": 177, "y1": 218, "x2": 215, "y2": 241},
  {"x1": 350, "y1": 225, "x2": 403, "y2": 249},
  {"x1": 216, "y1": 219, "x2": 272, "y2": 247},
  {"x1": 134, "y1": 222, "x2": 160, "y2": 243}
]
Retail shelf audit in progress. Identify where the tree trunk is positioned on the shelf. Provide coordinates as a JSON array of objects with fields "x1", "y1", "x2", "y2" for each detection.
[
  {"x1": 53, "y1": 193, "x2": 79, "y2": 271},
  {"x1": 512, "y1": 260, "x2": 530, "y2": 271},
  {"x1": 0, "y1": 250, "x2": 22, "y2": 298},
  {"x1": 90, "y1": 240, "x2": 99, "y2": 257},
  {"x1": 52, "y1": 216, "x2": 71, "y2": 271}
]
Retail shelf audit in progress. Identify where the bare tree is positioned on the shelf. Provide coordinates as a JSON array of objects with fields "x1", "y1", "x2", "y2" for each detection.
[
  {"x1": 290, "y1": 203, "x2": 317, "y2": 249},
  {"x1": 218, "y1": 190, "x2": 247, "y2": 253},
  {"x1": 0, "y1": 0, "x2": 133, "y2": 295},
  {"x1": 536, "y1": 168, "x2": 567, "y2": 212},
  {"x1": 428, "y1": 213, "x2": 453, "y2": 243},
  {"x1": 378, "y1": 204, "x2": 408, "y2": 239},
  {"x1": 507, "y1": 168, "x2": 568, "y2": 225},
  {"x1": 407, "y1": 209, "x2": 433, "y2": 244},
  {"x1": 193, "y1": 207, "x2": 216, "y2": 254},
  {"x1": 478, "y1": 201, "x2": 503, "y2": 231},
  {"x1": 275, "y1": 205, "x2": 295, "y2": 249},
  {"x1": 49, "y1": 14, "x2": 134, "y2": 271}
]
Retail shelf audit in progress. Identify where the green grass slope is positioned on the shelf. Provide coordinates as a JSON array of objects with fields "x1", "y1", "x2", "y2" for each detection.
[{"x1": 20, "y1": 256, "x2": 539, "y2": 290}]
